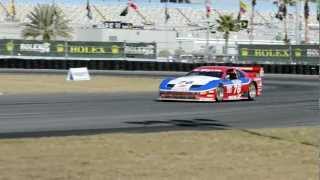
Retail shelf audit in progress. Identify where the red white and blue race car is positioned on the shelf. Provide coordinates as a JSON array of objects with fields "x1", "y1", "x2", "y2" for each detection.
[{"x1": 158, "y1": 66, "x2": 264, "y2": 102}]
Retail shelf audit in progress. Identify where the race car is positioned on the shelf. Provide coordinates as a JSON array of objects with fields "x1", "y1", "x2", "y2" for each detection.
[{"x1": 158, "y1": 66, "x2": 263, "y2": 102}]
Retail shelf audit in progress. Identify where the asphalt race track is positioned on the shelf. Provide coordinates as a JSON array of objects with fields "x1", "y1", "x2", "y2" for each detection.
[{"x1": 0, "y1": 75, "x2": 318, "y2": 138}]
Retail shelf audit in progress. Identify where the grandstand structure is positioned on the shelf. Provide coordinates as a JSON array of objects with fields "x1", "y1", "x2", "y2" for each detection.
[{"x1": 0, "y1": 0, "x2": 319, "y2": 57}]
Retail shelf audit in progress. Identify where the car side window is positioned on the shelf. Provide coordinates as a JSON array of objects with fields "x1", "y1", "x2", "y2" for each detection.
[
  {"x1": 236, "y1": 70, "x2": 245, "y2": 78},
  {"x1": 226, "y1": 69, "x2": 238, "y2": 80}
]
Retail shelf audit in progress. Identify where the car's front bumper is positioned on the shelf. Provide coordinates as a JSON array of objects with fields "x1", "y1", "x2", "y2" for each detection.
[
  {"x1": 157, "y1": 97, "x2": 215, "y2": 102},
  {"x1": 158, "y1": 91, "x2": 216, "y2": 102}
]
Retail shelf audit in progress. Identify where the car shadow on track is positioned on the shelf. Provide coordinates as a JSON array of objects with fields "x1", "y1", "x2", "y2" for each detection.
[
  {"x1": 125, "y1": 118, "x2": 230, "y2": 129},
  {"x1": 0, "y1": 119, "x2": 231, "y2": 139}
]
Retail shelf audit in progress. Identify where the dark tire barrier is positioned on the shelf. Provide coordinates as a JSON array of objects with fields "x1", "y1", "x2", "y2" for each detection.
[
  {"x1": 310, "y1": 66, "x2": 318, "y2": 75},
  {"x1": 303, "y1": 65, "x2": 310, "y2": 75},
  {"x1": 0, "y1": 58, "x2": 318, "y2": 75},
  {"x1": 296, "y1": 65, "x2": 304, "y2": 74},
  {"x1": 290, "y1": 65, "x2": 296, "y2": 74}
]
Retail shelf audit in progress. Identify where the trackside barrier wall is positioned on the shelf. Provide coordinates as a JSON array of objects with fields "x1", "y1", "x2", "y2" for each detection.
[
  {"x1": 238, "y1": 44, "x2": 320, "y2": 65},
  {"x1": 0, "y1": 59, "x2": 318, "y2": 75},
  {"x1": 0, "y1": 39, "x2": 157, "y2": 59}
]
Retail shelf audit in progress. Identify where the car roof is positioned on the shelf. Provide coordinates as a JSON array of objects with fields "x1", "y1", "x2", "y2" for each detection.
[{"x1": 192, "y1": 66, "x2": 234, "y2": 72}]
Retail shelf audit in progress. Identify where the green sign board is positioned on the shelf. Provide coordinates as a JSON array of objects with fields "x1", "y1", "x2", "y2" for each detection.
[
  {"x1": 238, "y1": 44, "x2": 320, "y2": 65},
  {"x1": 0, "y1": 39, "x2": 157, "y2": 59},
  {"x1": 0, "y1": 39, "x2": 55, "y2": 57},
  {"x1": 293, "y1": 45, "x2": 320, "y2": 62},
  {"x1": 54, "y1": 41, "x2": 124, "y2": 58}
]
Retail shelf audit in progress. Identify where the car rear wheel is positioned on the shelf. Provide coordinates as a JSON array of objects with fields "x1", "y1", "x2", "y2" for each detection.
[
  {"x1": 248, "y1": 83, "x2": 257, "y2": 100},
  {"x1": 215, "y1": 86, "x2": 224, "y2": 102}
]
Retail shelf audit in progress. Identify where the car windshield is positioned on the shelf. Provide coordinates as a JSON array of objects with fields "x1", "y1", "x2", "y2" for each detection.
[{"x1": 186, "y1": 71, "x2": 223, "y2": 78}]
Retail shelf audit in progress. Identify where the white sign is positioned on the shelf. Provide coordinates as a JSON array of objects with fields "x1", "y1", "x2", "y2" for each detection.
[
  {"x1": 66, "y1": 67, "x2": 91, "y2": 81},
  {"x1": 20, "y1": 43, "x2": 51, "y2": 53},
  {"x1": 124, "y1": 45, "x2": 155, "y2": 55},
  {"x1": 307, "y1": 49, "x2": 320, "y2": 57}
]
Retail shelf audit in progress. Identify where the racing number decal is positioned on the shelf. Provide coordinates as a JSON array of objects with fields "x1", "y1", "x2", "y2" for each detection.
[
  {"x1": 232, "y1": 80, "x2": 242, "y2": 95},
  {"x1": 172, "y1": 81, "x2": 194, "y2": 92}
]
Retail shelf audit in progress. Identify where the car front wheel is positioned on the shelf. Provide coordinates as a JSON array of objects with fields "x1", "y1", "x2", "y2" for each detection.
[
  {"x1": 248, "y1": 83, "x2": 257, "y2": 100},
  {"x1": 215, "y1": 86, "x2": 224, "y2": 102}
]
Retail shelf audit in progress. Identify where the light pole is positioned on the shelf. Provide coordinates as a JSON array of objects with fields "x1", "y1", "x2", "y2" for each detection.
[
  {"x1": 249, "y1": 0, "x2": 255, "y2": 43},
  {"x1": 294, "y1": 1, "x2": 301, "y2": 44},
  {"x1": 206, "y1": 20, "x2": 210, "y2": 62},
  {"x1": 318, "y1": 0, "x2": 320, "y2": 45}
]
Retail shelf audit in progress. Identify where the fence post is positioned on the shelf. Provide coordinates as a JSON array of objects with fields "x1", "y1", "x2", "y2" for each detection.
[
  {"x1": 123, "y1": 41, "x2": 126, "y2": 61},
  {"x1": 289, "y1": 44, "x2": 293, "y2": 64},
  {"x1": 64, "y1": 41, "x2": 68, "y2": 58}
]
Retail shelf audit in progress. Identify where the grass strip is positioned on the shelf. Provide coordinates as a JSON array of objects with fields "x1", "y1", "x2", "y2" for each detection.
[
  {"x1": 0, "y1": 127, "x2": 318, "y2": 180},
  {"x1": 0, "y1": 74, "x2": 162, "y2": 94}
]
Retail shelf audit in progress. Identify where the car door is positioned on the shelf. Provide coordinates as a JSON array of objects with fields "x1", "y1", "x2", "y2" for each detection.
[
  {"x1": 223, "y1": 69, "x2": 241, "y2": 98},
  {"x1": 230, "y1": 77, "x2": 242, "y2": 96},
  {"x1": 236, "y1": 70, "x2": 251, "y2": 95}
]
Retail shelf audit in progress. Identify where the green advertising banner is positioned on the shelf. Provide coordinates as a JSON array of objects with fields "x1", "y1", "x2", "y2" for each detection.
[
  {"x1": 238, "y1": 44, "x2": 291, "y2": 63},
  {"x1": 54, "y1": 41, "x2": 124, "y2": 58},
  {"x1": 0, "y1": 39, "x2": 157, "y2": 59},
  {"x1": 292, "y1": 45, "x2": 320, "y2": 64},
  {"x1": 238, "y1": 44, "x2": 320, "y2": 64},
  {"x1": 0, "y1": 39, "x2": 57, "y2": 57}
]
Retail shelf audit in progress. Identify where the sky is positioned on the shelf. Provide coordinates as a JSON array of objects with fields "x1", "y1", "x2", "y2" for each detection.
[{"x1": 13, "y1": 0, "x2": 317, "y2": 14}]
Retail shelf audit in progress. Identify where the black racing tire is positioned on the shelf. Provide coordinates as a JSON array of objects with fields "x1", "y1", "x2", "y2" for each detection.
[
  {"x1": 248, "y1": 83, "x2": 257, "y2": 101},
  {"x1": 215, "y1": 86, "x2": 224, "y2": 102}
]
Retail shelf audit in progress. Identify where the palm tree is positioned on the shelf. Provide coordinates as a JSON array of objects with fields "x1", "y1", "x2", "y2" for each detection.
[
  {"x1": 216, "y1": 14, "x2": 240, "y2": 55},
  {"x1": 22, "y1": 4, "x2": 72, "y2": 41}
]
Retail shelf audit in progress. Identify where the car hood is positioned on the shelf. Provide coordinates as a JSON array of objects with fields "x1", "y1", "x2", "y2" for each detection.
[
  {"x1": 166, "y1": 75, "x2": 220, "y2": 92},
  {"x1": 169, "y1": 75, "x2": 220, "y2": 86}
]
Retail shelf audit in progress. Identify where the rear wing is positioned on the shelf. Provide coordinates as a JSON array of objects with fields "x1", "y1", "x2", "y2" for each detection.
[{"x1": 238, "y1": 66, "x2": 264, "y2": 78}]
